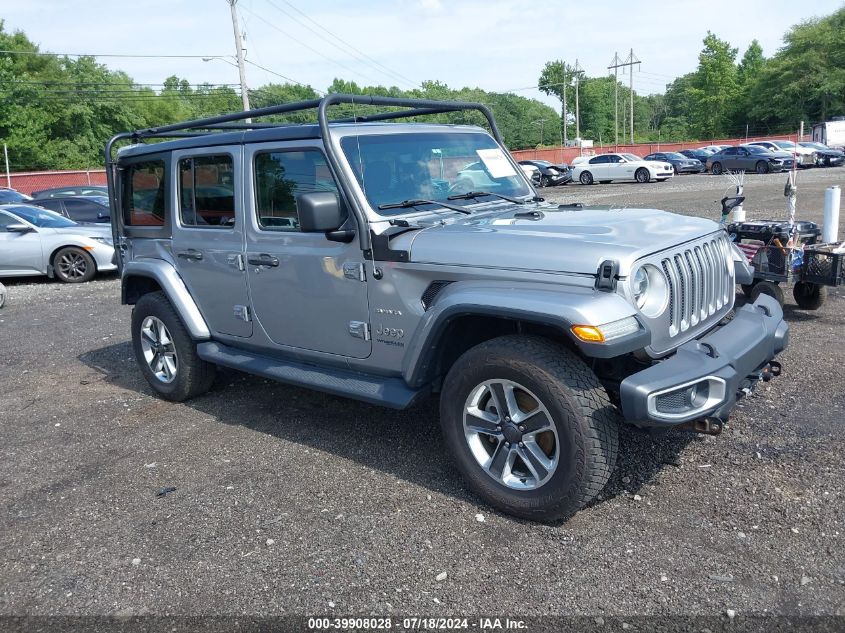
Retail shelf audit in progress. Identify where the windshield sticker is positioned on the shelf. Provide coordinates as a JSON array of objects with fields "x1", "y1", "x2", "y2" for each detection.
[{"x1": 476, "y1": 148, "x2": 517, "y2": 179}]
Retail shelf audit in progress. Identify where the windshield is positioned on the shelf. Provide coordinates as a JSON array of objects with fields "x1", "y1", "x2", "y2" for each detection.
[
  {"x1": 801, "y1": 142, "x2": 827, "y2": 150},
  {"x1": 339, "y1": 131, "x2": 532, "y2": 216},
  {"x1": 621, "y1": 153, "x2": 641, "y2": 161},
  {"x1": 773, "y1": 141, "x2": 795, "y2": 149},
  {"x1": 0, "y1": 189, "x2": 32, "y2": 203},
  {"x1": 4, "y1": 204, "x2": 77, "y2": 228}
]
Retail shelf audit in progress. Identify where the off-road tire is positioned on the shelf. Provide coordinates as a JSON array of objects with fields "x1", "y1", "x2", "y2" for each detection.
[
  {"x1": 53, "y1": 247, "x2": 96, "y2": 283},
  {"x1": 711, "y1": 162, "x2": 723, "y2": 175},
  {"x1": 749, "y1": 280, "x2": 784, "y2": 306},
  {"x1": 793, "y1": 281, "x2": 827, "y2": 310},
  {"x1": 579, "y1": 171, "x2": 594, "y2": 185},
  {"x1": 131, "y1": 291, "x2": 215, "y2": 402},
  {"x1": 439, "y1": 335, "x2": 619, "y2": 522},
  {"x1": 635, "y1": 168, "x2": 650, "y2": 183},
  {"x1": 755, "y1": 160, "x2": 770, "y2": 175}
]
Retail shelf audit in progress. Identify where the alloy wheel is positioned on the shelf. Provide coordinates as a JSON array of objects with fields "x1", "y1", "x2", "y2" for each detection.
[
  {"x1": 139, "y1": 316, "x2": 179, "y2": 383},
  {"x1": 463, "y1": 379, "x2": 559, "y2": 490},
  {"x1": 57, "y1": 251, "x2": 89, "y2": 280}
]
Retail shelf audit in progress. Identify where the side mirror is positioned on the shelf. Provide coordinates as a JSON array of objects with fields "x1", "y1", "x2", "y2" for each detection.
[
  {"x1": 296, "y1": 192, "x2": 346, "y2": 233},
  {"x1": 6, "y1": 223, "x2": 34, "y2": 233}
]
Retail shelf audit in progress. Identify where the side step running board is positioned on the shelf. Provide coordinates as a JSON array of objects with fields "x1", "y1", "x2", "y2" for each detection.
[{"x1": 196, "y1": 341, "x2": 426, "y2": 410}]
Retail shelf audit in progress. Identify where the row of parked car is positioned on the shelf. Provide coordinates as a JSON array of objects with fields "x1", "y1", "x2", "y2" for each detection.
[
  {"x1": 0, "y1": 185, "x2": 116, "y2": 284},
  {"x1": 518, "y1": 139, "x2": 844, "y2": 187}
]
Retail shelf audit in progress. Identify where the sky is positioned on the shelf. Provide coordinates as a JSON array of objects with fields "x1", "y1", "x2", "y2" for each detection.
[{"x1": 1, "y1": 0, "x2": 842, "y2": 109}]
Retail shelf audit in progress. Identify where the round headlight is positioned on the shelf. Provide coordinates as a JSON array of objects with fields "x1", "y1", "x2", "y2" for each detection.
[
  {"x1": 632, "y1": 267, "x2": 649, "y2": 309},
  {"x1": 631, "y1": 264, "x2": 669, "y2": 318}
]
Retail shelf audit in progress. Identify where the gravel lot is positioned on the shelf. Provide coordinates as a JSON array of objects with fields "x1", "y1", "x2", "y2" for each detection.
[{"x1": 1, "y1": 169, "x2": 844, "y2": 624}]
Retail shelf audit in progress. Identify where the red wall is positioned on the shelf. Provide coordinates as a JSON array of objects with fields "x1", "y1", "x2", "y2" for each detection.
[{"x1": 6, "y1": 170, "x2": 107, "y2": 195}]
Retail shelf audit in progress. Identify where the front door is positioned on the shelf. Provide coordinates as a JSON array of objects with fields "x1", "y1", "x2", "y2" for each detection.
[
  {"x1": 0, "y1": 211, "x2": 43, "y2": 274},
  {"x1": 171, "y1": 147, "x2": 253, "y2": 338},
  {"x1": 244, "y1": 142, "x2": 371, "y2": 359}
]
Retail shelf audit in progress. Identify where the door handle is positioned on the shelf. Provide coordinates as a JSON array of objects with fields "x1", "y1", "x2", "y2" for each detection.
[
  {"x1": 177, "y1": 249, "x2": 204, "y2": 261},
  {"x1": 247, "y1": 254, "x2": 280, "y2": 268}
]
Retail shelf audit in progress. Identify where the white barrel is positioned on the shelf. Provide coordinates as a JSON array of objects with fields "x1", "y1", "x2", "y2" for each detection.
[
  {"x1": 731, "y1": 203, "x2": 745, "y2": 223},
  {"x1": 823, "y1": 185, "x2": 841, "y2": 244}
]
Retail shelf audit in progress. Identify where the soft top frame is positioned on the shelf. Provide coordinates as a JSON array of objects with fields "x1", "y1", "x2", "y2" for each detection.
[{"x1": 105, "y1": 93, "x2": 504, "y2": 255}]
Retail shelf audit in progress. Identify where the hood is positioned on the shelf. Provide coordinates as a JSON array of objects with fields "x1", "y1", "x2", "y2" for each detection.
[{"x1": 402, "y1": 205, "x2": 721, "y2": 276}]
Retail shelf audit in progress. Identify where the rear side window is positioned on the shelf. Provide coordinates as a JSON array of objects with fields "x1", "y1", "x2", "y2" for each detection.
[
  {"x1": 123, "y1": 160, "x2": 166, "y2": 226},
  {"x1": 179, "y1": 155, "x2": 235, "y2": 228},
  {"x1": 254, "y1": 149, "x2": 338, "y2": 232}
]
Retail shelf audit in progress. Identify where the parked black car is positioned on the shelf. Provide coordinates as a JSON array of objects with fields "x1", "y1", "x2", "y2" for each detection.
[
  {"x1": 32, "y1": 195, "x2": 111, "y2": 223},
  {"x1": 643, "y1": 152, "x2": 704, "y2": 175},
  {"x1": 679, "y1": 148, "x2": 714, "y2": 163},
  {"x1": 517, "y1": 160, "x2": 571, "y2": 187},
  {"x1": 0, "y1": 187, "x2": 32, "y2": 203},
  {"x1": 31, "y1": 185, "x2": 109, "y2": 199},
  {"x1": 799, "y1": 142, "x2": 844, "y2": 167}
]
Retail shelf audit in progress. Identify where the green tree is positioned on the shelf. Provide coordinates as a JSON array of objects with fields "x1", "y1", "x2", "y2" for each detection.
[{"x1": 686, "y1": 32, "x2": 739, "y2": 138}]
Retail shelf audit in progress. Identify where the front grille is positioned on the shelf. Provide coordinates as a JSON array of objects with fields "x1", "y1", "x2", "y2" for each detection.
[{"x1": 660, "y1": 234, "x2": 733, "y2": 337}]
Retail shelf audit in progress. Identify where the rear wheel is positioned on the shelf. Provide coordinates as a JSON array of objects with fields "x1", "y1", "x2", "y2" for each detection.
[
  {"x1": 750, "y1": 280, "x2": 784, "y2": 306},
  {"x1": 793, "y1": 282, "x2": 827, "y2": 310},
  {"x1": 53, "y1": 247, "x2": 96, "y2": 283},
  {"x1": 579, "y1": 171, "x2": 594, "y2": 185},
  {"x1": 711, "y1": 162, "x2": 723, "y2": 175},
  {"x1": 439, "y1": 335, "x2": 619, "y2": 522},
  {"x1": 131, "y1": 291, "x2": 216, "y2": 401},
  {"x1": 755, "y1": 160, "x2": 770, "y2": 175},
  {"x1": 635, "y1": 168, "x2": 650, "y2": 183}
]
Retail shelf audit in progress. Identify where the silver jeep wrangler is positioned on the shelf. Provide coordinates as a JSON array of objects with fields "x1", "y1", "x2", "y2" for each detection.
[{"x1": 106, "y1": 95, "x2": 788, "y2": 521}]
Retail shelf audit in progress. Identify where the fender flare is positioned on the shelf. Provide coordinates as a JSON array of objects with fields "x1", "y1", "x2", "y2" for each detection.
[
  {"x1": 401, "y1": 280, "x2": 650, "y2": 387},
  {"x1": 121, "y1": 260, "x2": 211, "y2": 340}
]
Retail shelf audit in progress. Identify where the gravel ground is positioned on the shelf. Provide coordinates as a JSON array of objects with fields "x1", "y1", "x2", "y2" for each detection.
[{"x1": 0, "y1": 169, "x2": 844, "y2": 625}]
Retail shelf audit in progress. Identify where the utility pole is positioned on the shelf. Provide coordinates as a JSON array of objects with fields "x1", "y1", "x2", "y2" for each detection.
[
  {"x1": 573, "y1": 59, "x2": 583, "y2": 142},
  {"x1": 3, "y1": 144, "x2": 10, "y2": 188},
  {"x1": 561, "y1": 60, "x2": 568, "y2": 147},
  {"x1": 608, "y1": 53, "x2": 621, "y2": 147},
  {"x1": 608, "y1": 51, "x2": 639, "y2": 146},
  {"x1": 228, "y1": 0, "x2": 251, "y2": 119}
]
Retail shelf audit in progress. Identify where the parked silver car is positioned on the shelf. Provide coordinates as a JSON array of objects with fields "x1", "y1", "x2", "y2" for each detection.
[{"x1": 0, "y1": 204, "x2": 116, "y2": 283}]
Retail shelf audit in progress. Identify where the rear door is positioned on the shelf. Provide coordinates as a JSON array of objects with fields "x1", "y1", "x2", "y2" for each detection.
[
  {"x1": 586, "y1": 155, "x2": 608, "y2": 179},
  {"x1": 244, "y1": 141, "x2": 371, "y2": 359},
  {"x1": 171, "y1": 146, "x2": 253, "y2": 338}
]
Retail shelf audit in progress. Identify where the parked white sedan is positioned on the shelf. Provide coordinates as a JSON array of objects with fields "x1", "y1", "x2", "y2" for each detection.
[
  {"x1": 571, "y1": 153, "x2": 674, "y2": 185},
  {"x1": 0, "y1": 204, "x2": 116, "y2": 283}
]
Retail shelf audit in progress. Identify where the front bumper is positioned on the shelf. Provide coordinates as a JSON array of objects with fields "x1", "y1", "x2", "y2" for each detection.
[
  {"x1": 619, "y1": 294, "x2": 788, "y2": 426},
  {"x1": 677, "y1": 164, "x2": 704, "y2": 174}
]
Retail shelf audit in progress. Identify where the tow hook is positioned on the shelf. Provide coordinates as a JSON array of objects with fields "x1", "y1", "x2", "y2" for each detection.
[{"x1": 678, "y1": 417, "x2": 723, "y2": 435}]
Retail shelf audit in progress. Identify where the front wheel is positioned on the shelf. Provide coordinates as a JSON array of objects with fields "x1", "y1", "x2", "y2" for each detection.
[
  {"x1": 131, "y1": 291, "x2": 216, "y2": 402},
  {"x1": 635, "y1": 168, "x2": 650, "y2": 183},
  {"x1": 53, "y1": 247, "x2": 96, "y2": 283},
  {"x1": 793, "y1": 281, "x2": 827, "y2": 310},
  {"x1": 439, "y1": 335, "x2": 619, "y2": 522},
  {"x1": 579, "y1": 171, "x2": 594, "y2": 185},
  {"x1": 755, "y1": 160, "x2": 770, "y2": 175},
  {"x1": 539, "y1": 175, "x2": 550, "y2": 187}
]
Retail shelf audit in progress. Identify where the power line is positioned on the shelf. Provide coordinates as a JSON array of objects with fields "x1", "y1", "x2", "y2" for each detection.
[
  {"x1": 244, "y1": 59, "x2": 321, "y2": 93},
  {"x1": 262, "y1": 0, "x2": 419, "y2": 89},
  {"x1": 0, "y1": 49, "x2": 230, "y2": 59},
  {"x1": 238, "y1": 3, "x2": 386, "y2": 87}
]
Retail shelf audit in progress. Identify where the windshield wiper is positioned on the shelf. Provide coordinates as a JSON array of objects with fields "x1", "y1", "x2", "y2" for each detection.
[
  {"x1": 447, "y1": 190, "x2": 527, "y2": 204},
  {"x1": 377, "y1": 199, "x2": 471, "y2": 214}
]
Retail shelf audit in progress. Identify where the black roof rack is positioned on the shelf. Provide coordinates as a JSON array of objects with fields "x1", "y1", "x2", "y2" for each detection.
[{"x1": 105, "y1": 93, "x2": 505, "y2": 254}]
